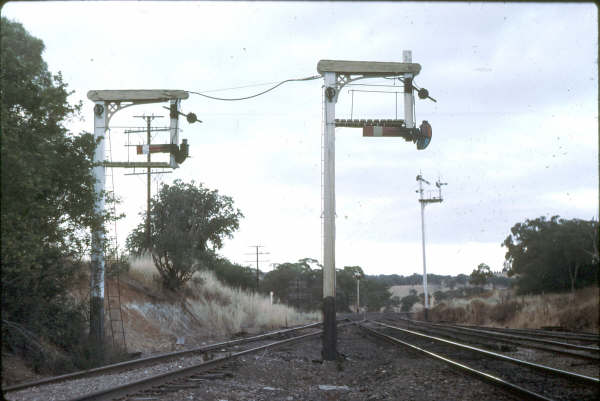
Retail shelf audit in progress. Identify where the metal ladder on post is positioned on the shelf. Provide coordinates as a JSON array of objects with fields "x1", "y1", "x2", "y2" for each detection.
[{"x1": 105, "y1": 267, "x2": 127, "y2": 352}]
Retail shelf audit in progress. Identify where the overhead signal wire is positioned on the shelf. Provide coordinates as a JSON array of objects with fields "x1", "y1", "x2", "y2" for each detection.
[{"x1": 187, "y1": 74, "x2": 322, "y2": 101}]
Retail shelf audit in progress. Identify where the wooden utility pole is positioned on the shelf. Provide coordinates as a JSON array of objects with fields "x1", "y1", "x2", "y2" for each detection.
[
  {"x1": 139, "y1": 115, "x2": 162, "y2": 247},
  {"x1": 245, "y1": 245, "x2": 269, "y2": 291}
]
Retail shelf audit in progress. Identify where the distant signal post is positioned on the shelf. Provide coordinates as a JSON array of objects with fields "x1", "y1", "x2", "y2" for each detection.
[
  {"x1": 317, "y1": 52, "x2": 432, "y2": 360},
  {"x1": 416, "y1": 173, "x2": 447, "y2": 320}
]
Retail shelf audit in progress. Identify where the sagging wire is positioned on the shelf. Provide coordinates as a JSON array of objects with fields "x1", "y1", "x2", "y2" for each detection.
[{"x1": 188, "y1": 74, "x2": 322, "y2": 101}]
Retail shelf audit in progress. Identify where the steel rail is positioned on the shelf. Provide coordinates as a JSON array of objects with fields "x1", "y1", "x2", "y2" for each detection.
[
  {"x1": 452, "y1": 323, "x2": 600, "y2": 343},
  {"x1": 391, "y1": 315, "x2": 599, "y2": 343},
  {"x1": 421, "y1": 321, "x2": 600, "y2": 352},
  {"x1": 358, "y1": 323, "x2": 555, "y2": 401},
  {"x1": 67, "y1": 322, "x2": 354, "y2": 401},
  {"x1": 371, "y1": 320, "x2": 599, "y2": 385},
  {"x1": 3, "y1": 321, "x2": 323, "y2": 393},
  {"x1": 398, "y1": 318, "x2": 599, "y2": 360}
]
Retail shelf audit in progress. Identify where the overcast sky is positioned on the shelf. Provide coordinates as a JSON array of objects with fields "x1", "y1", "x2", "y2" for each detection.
[{"x1": 3, "y1": 1, "x2": 598, "y2": 277}]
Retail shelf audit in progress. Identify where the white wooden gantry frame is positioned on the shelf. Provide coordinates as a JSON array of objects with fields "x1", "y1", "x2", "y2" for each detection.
[
  {"x1": 317, "y1": 52, "x2": 421, "y2": 360},
  {"x1": 86, "y1": 89, "x2": 188, "y2": 344}
]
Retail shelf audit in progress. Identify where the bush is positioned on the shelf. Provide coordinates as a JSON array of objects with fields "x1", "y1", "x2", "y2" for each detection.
[
  {"x1": 489, "y1": 301, "x2": 521, "y2": 324},
  {"x1": 557, "y1": 303, "x2": 599, "y2": 332},
  {"x1": 467, "y1": 299, "x2": 490, "y2": 325},
  {"x1": 425, "y1": 303, "x2": 467, "y2": 322},
  {"x1": 400, "y1": 294, "x2": 420, "y2": 312}
]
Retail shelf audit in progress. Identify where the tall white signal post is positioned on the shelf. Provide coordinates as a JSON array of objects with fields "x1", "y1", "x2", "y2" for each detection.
[
  {"x1": 416, "y1": 173, "x2": 447, "y2": 320},
  {"x1": 87, "y1": 90, "x2": 197, "y2": 356},
  {"x1": 317, "y1": 51, "x2": 433, "y2": 360}
]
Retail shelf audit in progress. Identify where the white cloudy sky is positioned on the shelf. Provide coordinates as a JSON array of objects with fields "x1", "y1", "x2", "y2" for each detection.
[{"x1": 3, "y1": 1, "x2": 597, "y2": 276}]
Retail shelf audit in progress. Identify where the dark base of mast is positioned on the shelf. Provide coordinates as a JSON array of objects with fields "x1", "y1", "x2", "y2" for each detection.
[{"x1": 322, "y1": 296, "x2": 337, "y2": 361}]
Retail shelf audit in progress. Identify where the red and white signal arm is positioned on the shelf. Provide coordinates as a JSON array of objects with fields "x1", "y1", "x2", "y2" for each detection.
[{"x1": 363, "y1": 126, "x2": 407, "y2": 137}]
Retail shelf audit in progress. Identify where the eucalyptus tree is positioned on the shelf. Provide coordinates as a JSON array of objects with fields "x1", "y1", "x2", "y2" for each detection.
[{"x1": 127, "y1": 180, "x2": 243, "y2": 291}]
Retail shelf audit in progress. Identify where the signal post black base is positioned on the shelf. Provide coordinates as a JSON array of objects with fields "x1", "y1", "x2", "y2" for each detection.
[{"x1": 322, "y1": 296, "x2": 337, "y2": 361}]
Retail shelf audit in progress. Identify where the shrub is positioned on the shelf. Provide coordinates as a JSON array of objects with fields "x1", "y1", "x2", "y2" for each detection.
[
  {"x1": 468, "y1": 299, "x2": 490, "y2": 325},
  {"x1": 489, "y1": 301, "x2": 521, "y2": 324},
  {"x1": 557, "y1": 303, "x2": 599, "y2": 331}
]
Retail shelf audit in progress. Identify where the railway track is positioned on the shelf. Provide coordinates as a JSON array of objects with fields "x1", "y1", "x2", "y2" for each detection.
[
  {"x1": 382, "y1": 316, "x2": 599, "y2": 361},
  {"x1": 65, "y1": 328, "x2": 334, "y2": 401},
  {"x1": 3, "y1": 321, "x2": 336, "y2": 400},
  {"x1": 359, "y1": 320, "x2": 599, "y2": 401},
  {"x1": 450, "y1": 323, "x2": 600, "y2": 344}
]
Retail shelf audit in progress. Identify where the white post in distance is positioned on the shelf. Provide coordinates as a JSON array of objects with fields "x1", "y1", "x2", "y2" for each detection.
[
  {"x1": 419, "y1": 178, "x2": 429, "y2": 312},
  {"x1": 416, "y1": 173, "x2": 444, "y2": 320},
  {"x1": 356, "y1": 275, "x2": 360, "y2": 313}
]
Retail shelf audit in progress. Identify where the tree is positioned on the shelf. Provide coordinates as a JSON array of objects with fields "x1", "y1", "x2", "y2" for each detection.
[
  {"x1": 209, "y1": 255, "x2": 256, "y2": 290},
  {"x1": 469, "y1": 263, "x2": 493, "y2": 287},
  {"x1": 502, "y1": 216, "x2": 599, "y2": 294},
  {"x1": 336, "y1": 266, "x2": 364, "y2": 312},
  {"x1": 262, "y1": 259, "x2": 322, "y2": 310},
  {"x1": 400, "y1": 289, "x2": 420, "y2": 312},
  {"x1": 1, "y1": 17, "x2": 107, "y2": 372},
  {"x1": 126, "y1": 180, "x2": 243, "y2": 291}
]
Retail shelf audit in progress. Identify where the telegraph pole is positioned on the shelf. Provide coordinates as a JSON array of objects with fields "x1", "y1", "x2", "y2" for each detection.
[
  {"x1": 416, "y1": 173, "x2": 447, "y2": 320},
  {"x1": 245, "y1": 245, "x2": 269, "y2": 292},
  {"x1": 127, "y1": 115, "x2": 165, "y2": 248}
]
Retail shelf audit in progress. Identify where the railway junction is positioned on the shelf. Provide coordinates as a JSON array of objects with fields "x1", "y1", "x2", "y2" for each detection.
[{"x1": 5, "y1": 314, "x2": 598, "y2": 401}]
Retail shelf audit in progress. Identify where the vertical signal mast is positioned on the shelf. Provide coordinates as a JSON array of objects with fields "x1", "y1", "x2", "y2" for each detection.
[
  {"x1": 416, "y1": 173, "x2": 447, "y2": 320},
  {"x1": 86, "y1": 89, "x2": 197, "y2": 358},
  {"x1": 317, "y1": 52, "x2": 434, "y2": 361}
]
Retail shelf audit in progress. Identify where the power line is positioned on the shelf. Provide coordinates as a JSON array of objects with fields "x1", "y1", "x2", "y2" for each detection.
[
  {"x1": 188, "y1": 74, "x2": 322, "y2": 101},
  {"x1": 245, "y1": 245, "x2": 270, "y2": 292}
]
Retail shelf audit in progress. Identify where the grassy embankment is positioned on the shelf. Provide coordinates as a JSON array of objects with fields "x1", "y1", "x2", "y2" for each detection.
[
  {"x1": 119, "y1": 257, "x2": 320, "y2": 352},
  {"x1": 418, "y1": 286, "x2": 599, "y2": 333}
]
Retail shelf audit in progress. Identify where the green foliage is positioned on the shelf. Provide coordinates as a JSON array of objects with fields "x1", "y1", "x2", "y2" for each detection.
[
  {"x1": 361, "y1": 277, "x2": 393, "y2": 311},
  {"x1": 262, "y1": 259, "x2": 322, "y2": 310},
  {"x1": 503, "y1": 216, "x2": 599, "y2": 294},
  {"x1": 469, "y1": 263, "x2": 493, "y2": 287},
  {"x1": 209, "y1": 254, "x2": 256, "y2": 290},
  {"x1": 263, "y1": 262, "x2": 394, "y2": 312},
  {"x1": 127, "y1": 180, "x2": 243, "y2": 291},
  {"x1": 1, "y1": 18, "x2": 108, "y2": 373},
  {"x1": 336, "y1": 266, "x2": 364, "y2": 312},
  {"x1": 400, "y1": 292, "x2": 421, "y2": 312}
]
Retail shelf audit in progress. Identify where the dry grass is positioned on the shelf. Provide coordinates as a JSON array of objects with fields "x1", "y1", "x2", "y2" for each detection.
[
  {"x1": 421, "y1": 286, "x2": 599, "y2": 333},
  {"x1": 121, "y1": 256, "x2": 320, "y2": 345},
  {"x1": 125, "y1": 255, "x2": 161, "y2": 289},
  {"x1": 185, "y1": 270, "x2": 320, "y2": 336}
]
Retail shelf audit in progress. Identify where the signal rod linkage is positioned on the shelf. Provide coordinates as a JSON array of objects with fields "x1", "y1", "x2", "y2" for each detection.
[{"x1": 162, "y1": 105, "x2": 202, "y2": 124}]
